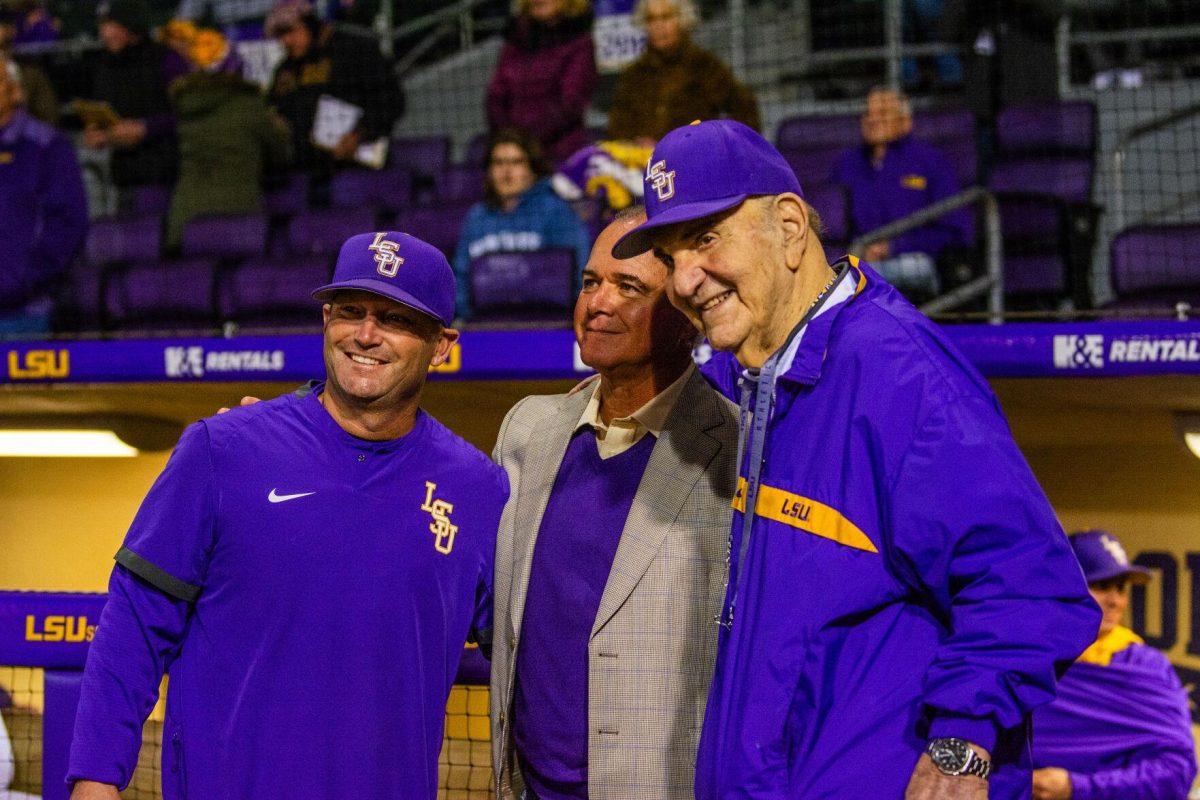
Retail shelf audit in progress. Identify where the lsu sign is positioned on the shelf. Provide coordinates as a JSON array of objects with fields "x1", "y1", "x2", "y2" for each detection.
[
  {"x1": 24, "y1": 614, "x2": 95, "y2": 642},
  {"x1": 7, "y1": 349, "x2": 69, "y2": 380}
]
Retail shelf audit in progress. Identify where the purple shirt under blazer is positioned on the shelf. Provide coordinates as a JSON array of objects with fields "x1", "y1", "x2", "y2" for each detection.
[
  {"x1": 489, "y1": 369, "x2": 740, "y2": 799},
  {"x1": 68, "y1": 386, "x2": 507, "y2": 799},
  {"x1": 697, "y1": 257, "x2": 1100, "y2": 799}
]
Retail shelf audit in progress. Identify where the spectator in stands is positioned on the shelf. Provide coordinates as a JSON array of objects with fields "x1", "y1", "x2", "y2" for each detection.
[
  {"x1": 85, "y1": 0, "x2": 190, "y2": 202},
  {"x1": 4, "y1": 0, "x2": 56, "y2": 44},
  {"x1": 486, "y1": 0, "x2": 596, "y2": 165},
  {"x1": 833, "y1": 87, "x2": 972, "y2": 299},
  {"x1": 0, "y1": 54, "x2": 88, "y2": 334},
  {"x1": 453, "y1": 129, "x2": 591, "y2": 321},
  {"x1": 1031, "y1": 530, "x2": 1197, "y2": 800},
  {"x1": 607, "y1": 0, "x2": 758, "y2": 145},
  {"x1": 266, "y1": 0, "x2": 402, "y2": 182},
  {"x1": 1, "y1": 691, "x2": 39, "y2": 799},
  {"x1": 0, "y1": 6, "x2": 58, "y2": 125},
  {"x1": 165, "y1": 28, "x2": 291, "y2": 249}
]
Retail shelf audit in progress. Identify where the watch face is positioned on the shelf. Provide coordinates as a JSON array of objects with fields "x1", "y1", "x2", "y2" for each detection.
[{"x1": 929, "y1": 738, "x2": 972, "y2": 775}]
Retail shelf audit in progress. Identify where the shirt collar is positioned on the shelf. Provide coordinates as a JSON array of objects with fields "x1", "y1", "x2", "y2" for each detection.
[
  {"x1": 577, "y1": 361, "x2": 695, "y2": 438},
  {"x1": 775, "y1": 256, "x2": 868, "y2": 386}
]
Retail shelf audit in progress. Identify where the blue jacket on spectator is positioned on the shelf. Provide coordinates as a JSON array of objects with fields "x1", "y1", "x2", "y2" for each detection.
[
  {"x1": 833, "y1": 134, "x2": 973, "y2": 258},
  {"x1": 0, "y1": 109, "x2": 88, "y2": 319},
  {"x1": 452, "y1": 179, "x2": 591, "y2": 320}
]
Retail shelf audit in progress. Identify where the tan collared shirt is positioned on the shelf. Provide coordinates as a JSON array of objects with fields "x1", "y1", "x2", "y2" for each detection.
[{"x1": 576, "y1": 362, "x2": 696, "y2": 459}]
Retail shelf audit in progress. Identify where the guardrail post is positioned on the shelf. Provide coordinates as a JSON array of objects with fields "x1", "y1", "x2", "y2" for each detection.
[
  {"x1": 983, "y1": 193, "x2": 1004, "y2": 323},
  {"x1": 730, "y1": 0, "x2": 747, "y2": 79},
  {"x1": 884, "y1": 0, "x2": 902, "y2": 89}
]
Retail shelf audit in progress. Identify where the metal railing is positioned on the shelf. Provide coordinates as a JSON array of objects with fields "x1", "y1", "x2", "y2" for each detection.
[{"x1": 849, "y1": 186, "x2": 1004, "y2": 322}]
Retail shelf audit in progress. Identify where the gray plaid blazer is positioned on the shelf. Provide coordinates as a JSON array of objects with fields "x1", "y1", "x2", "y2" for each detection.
[{"x1": 489, "y1": 368, "x2": 738, "y2": 799}]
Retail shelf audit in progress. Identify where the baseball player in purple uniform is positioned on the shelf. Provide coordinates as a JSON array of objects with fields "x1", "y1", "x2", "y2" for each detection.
[
  {"x1": 67, "y1": 232, "x2": 507, "y2": 800},
  {"x1": 612, "y1": 120, "x2": 1101, "y2": 799}
]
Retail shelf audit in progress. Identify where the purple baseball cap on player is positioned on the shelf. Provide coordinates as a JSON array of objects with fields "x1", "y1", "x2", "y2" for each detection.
[
  {"x1": 312, "y1": 231, "x2": 456, "y2": 327},
  {"x1": 1068, "y1": 529, "x2": 1152, "y2": 585},
  {"x1": 611, "y1": 119, "x2": 805, "y2": 259}
]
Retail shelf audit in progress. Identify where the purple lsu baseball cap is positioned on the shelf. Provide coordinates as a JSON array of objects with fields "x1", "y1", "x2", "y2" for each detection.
[
  {"x1": 611, "y1": 119, "x2": 804, "y2": 259},
  {"x1": 313, "y1": 231, "x2": 455, "y2": 326},
  {"x1": 1068, "y1": 529, "x2": 1152, "y2": 585}
]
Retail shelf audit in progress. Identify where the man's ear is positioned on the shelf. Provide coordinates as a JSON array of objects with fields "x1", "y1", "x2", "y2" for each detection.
[
  {"x1": 431, "y1": 327, "x2": 460, "y2": 367},
  {"x1": 774, "y1": 193, "x2": 809, "y2": 272},
  {"x1": 321, "y1": 303, "x2": 332, "y2": 326}
]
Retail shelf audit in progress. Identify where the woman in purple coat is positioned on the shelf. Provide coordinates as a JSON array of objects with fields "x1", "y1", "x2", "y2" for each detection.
[
  {"x1": 1032, "y1": 530, "x2": 1197, "y2": 800},
  {"x1": 486, "y1": 0, "x2": 597, "y2": 165}
]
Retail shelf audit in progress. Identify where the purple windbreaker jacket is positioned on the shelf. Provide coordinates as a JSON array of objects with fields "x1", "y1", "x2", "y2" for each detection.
[{"x1": 697, "y1": 259, "x2": 1100, "y2": 799}]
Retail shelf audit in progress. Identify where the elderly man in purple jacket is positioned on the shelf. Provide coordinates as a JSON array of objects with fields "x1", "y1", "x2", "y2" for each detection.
[
  {"x1": 613, "y1": 120, "x2": 1100, "y2": 799},
  {"x1": 833, "y1": 87, "x2": 973, "y2": 298},
  {"x1": 0, "y1": 55, "x2": 88, "y2": 333}
]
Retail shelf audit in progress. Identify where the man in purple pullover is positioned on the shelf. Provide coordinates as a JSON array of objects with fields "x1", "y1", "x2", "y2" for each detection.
[
  {"x1": 68, "y1": 232, "x2": 508, "y2": 800},
  {"x1": 613, "y1": 120, "x2": 1100, "y2": 799}
]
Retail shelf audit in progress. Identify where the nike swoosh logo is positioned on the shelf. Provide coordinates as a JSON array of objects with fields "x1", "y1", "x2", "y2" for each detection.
[{"x1": 269, "y1": 489, "x2": 316, "y2": 503}]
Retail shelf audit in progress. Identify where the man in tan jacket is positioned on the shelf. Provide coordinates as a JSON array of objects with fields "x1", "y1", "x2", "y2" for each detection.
[{"x1": 490, "y1": 208, "x2": 738, "y2": 799}]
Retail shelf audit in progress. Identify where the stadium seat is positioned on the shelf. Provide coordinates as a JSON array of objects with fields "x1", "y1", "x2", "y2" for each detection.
[
  {"x1": 436, "y1": 165, "x2": 486, "y2": 204},
  {"x1": 391, "y1": 136, "x2": 451, "y2": 189},
  {"x1": 126, "y1": 183, "x2": 173, "y2": 216},
  {"x1": 329, "y1": 166, "x2": 414, "y2": 214},
  {"x1": 469, "y1": 248, "x2": 576, "y2": 323},
  {"x1": 1106, "y1": 224, "x2": 1200, "y2": 310},
  {"x1": 180, "y1": 213, "x2": 269, "y2": 260},
  {"x1": 218, "y1": 255, "x2": 333, "y2": 328},
  {"x1": 806, "y1": 182, "x2": 851, "y2": 245},
  {"x1": 465, "y1": 132, "x2": 490, "y2": 167},
  {"x1": 103, "y1": 258, "x2": 218, "y2": 330},
  {"x1": 912, "y1": 106, "x2": 978, "y2": 186},
  {"x1": 990, "y1": 100, "x2": 1098, "y2": 307},
  {"x1": 775, "y1": 113, "x2": 860, "y2": 187},
  {"x1": 86, "y1": 214, "x2": 163, "y2": 265},
  {"x1": 394, "y1": 201, "x2": 474, "y2": 258},
  {"x1": 264, "y1": 172, "x2": 310, "y2": 217},
  {"x1": 286, "y1": 208, "x2": 381, "y2": 255},
  {"x1": 54, "y1": 260, "x2": 110, "y2": 331}
]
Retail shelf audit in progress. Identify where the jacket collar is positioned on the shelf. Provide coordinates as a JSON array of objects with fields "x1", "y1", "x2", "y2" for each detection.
[{"x1": 774, "y1": 256, "x2": 868, "y2": 387}]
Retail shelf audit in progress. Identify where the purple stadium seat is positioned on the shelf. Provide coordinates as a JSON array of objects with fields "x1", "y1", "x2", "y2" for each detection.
[
  {"x1": 391, "y1": 136, "x2": 450, "y2": 181},
  {"x1": 127, "y1": 184, "x2": 172, "y2": 216},
  {"x1": 997, "y1": 100, "x2": 1096, "y2": 156},
  {"x1": 57, "y1": 261, "x2": 108, "y2": 330},
  {"x1": 470, "y1": 249, "x2": 576, "y2": 322},
  {"x1": 1106, "y1": 224, "x2": 1200, "y2": 308},
  {"x1": 779, "y1": 145, "x2": 845, "y2": 188},
  {"x1": 436, "y1": 164, "x2": 486, "y2": 203},
  {"x1": 806, "y1": 182, "x2": 850, "y2": 245},
  {"x1": 990, "y1": 158, "x2": 1094, "y2": 205},
  {"x1": 330, "y1": 166, "x2": 413, "y2": 213},
  {"x1": 264, "y1": 172, "x2": 309, "y2": 216},
  {"x1": 393, "y1": 202, "x2": 474, "y2": 258},
  {"x1": 217, "y1": 255, "x2": 332, "y2": 328},
  {"x1": 104, "y1": 259, "x2": 217, "y2": 328},
  {"x1": 912, "y1": 107, "x2": 978, "y2": 186},
  {"x1": 180, "y1": 213, "x2": 269, "y2": 260},
  {"x1": 776, "y1": 113, "x2": 860, "y2": 152},
  {"x1": 286, "y1": 208, "x2": 379, "y2": 255},
  {"x1": 87, "y1": 215, "x2": 162, "y2": 264},
  {"x1": 465, "y1": 132, "x2": 490, "y2": 167}
]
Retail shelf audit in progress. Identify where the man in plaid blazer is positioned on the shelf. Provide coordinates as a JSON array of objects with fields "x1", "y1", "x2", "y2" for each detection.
[{"x1": 489, "y1": 208, "x2": 739, "y2": 799}]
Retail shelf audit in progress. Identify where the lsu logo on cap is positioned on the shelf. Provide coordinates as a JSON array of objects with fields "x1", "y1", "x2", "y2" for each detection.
[
  {"x1": 1101, "y1": 534, "x2": 1130, "y2": 566},
  {"x1": 368, "y1": 232, "x2": 404, "y2": 278},
  {"x1": 647, "y1": 160, "x2": 676, "y2": 202}
]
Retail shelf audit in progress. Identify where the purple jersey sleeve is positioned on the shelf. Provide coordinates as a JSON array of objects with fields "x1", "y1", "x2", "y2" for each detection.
[
  {"x1": 67, "y1": 423, "x2": 217, "y2": 788},
  {"x1": 891, "y1": 395, "x2": 1100, "y2": 752},
  {"x1": 115, "y1": 422, "x2": 217, "y2": 601}
]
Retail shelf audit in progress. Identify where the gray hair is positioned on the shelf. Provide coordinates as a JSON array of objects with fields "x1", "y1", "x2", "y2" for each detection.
[{"x1": 633, "y1": 0, "x2": 698, "y2": 32}]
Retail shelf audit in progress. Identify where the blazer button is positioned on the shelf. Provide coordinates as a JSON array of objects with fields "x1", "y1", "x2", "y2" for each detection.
[
  {"x1": 509, "y1": 634, "x2": 517, "y2": 649},
  {"x1": 499, "y1": 712, "x2": 506, "y2": 726}
]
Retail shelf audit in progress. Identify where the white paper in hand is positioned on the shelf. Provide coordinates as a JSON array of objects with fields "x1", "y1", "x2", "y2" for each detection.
[{"x1": 311, "y1": 94, "x2": 363, "y2": 150}]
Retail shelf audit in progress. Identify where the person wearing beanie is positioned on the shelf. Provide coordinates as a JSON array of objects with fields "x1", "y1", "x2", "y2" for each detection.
[
  {"x1": 84, "y1": 0, "x2": 190, "y2": 200},
  {"x1": 164, "y1": 26, "x2": 291, "y2": 248},
  {"x1": 0, "y1": 4, "x2": 59, "y2": 125},
  {"x1": 1031, "y1": 530, "x2": 1197, "y2": 800}
]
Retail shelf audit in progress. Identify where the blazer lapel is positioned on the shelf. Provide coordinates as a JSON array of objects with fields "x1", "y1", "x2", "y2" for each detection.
[
  {"x1": 508, "y1": 389, "x2": 591, "y2": 635},
  {"x1": 591, "y1": 370, "x2": 724, "y2": 639}
]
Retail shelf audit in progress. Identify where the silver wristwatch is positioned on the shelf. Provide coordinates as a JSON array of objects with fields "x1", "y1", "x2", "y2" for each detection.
[{"x1": 926, "y1": 737, "x2": 992, "y2": 780}]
